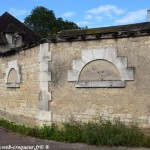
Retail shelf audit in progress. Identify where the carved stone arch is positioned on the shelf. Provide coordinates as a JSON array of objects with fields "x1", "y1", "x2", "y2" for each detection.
[
  {"x1": 5, "y1": 60, "x2": 21, "y2": 88},
  {"x1": 7, "y1": 68, "x2": 19, "y2": 83},
  {"x1": 79, "y1": 59, "x2": 121, "y2": 81},
  {"x1": 68, "y1": 47, "x2": 134, "y2": 87}
]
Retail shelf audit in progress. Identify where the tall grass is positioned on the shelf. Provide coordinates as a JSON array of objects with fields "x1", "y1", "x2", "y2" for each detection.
[{"x1": 0, "y1": 118, "x2": 150, "y2": 147}]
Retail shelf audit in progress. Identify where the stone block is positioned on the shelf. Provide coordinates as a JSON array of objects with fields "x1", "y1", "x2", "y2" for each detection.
[
  {"x1": 38, "y1": 71, "x2": 51, "y2": 82},
  {"x1": 8, "y1": 60, "x2": 17, "y2": 68},
  {"x1": 40, "y1": 43, "x2": 49, "y2": 53},
  {"x1": 73, "y1": 60, "x2": 85, "y2": 71},
  {"x1": 6, "y1": 83, "x2": 20, "y2": 88},
  {"x1": 116, "y1": 57, "x2": 128, "y2": 68},
  {"x1": 39, "y1": 51, "x2": 51, "y2": 62},
  {"x1": 92, "y1": 48, "x2": 105, "y2": 59},
  {"x1": 121, "y1": 68, "x2": 134, "y2": 81},
  {"x1": 39, "y1": 82, "x2": 48, "y2": 91},
  {"x1": 39, "y1": 61, "x2": 49, "y2": 71},
  {"x1": 82, "y1": 50, "x2": 94, "y2": 63},
  {"x1": 39, "y1": 90, "x2": 51, "y2": 111},
  {"x1": 68, "y1": 70, "x2": 80, "y2": 81},
  {"x1": 103, "y1": 47, "x2": 117, "y2": 60},
  {"x1": 75, "y1": 81, "x2": 125, "y2": 88},
  {"x1": 36, "y1": 110, "x2": 52, "y2": 122}
]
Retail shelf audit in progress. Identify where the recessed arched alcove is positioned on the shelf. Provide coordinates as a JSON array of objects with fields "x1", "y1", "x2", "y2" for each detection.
[
  {"x1": 68, "y1": 47, "x2": 134, "y2": 88},
  {"x1": 79, "y1": 60, "x2": 121, "y2": 81},
  {"x1": 5, "y1": 60, "x2": 21, "y2": 88},
  {"x1": 7, "y1": 68, "x2": 19, "y2": 83}
]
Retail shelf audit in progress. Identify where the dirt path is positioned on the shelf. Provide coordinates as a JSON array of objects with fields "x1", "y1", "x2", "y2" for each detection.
[{"x1": 0, "y1": 126, "x2": 149, "y2": 150}]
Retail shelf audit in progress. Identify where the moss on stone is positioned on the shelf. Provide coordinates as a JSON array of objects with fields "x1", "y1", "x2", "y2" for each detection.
[{"x1": 58, "y1": 22, "x2": 150, "y2": 38}]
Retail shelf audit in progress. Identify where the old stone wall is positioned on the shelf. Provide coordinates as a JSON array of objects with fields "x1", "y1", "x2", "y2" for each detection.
[
  {"x1": 49, "y1": 36, "x2": 150, "y2": 128},
  {"x1": 0, "y1": 35, "x2": 150, "y2": 128},
  {"x1": 0, "y1": 46, "x2": 46, "y2": 127}
]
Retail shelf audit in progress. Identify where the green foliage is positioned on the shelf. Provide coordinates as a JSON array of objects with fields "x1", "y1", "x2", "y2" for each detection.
[
  {"x1": 143, "y1": 136, "x2": 150, "y2": 147},
  {"x1": 0, "y1": 119, "x2": 31, "y2": 135},
  {"x1": 62, "y1": 120, "x2": 83, "y2": 142},
  {"x1": 39, "y1": 124, "x2": 63, "y2": 141},
  {"x1": 0, "y1": 118, "x2": 150, "y2": 147},
  {"x1": 82, "y1": 120, "x2": 144, "y2": 146},
  {"x1": 24, "y1": 6, "x2": 80, "y2": 37}
]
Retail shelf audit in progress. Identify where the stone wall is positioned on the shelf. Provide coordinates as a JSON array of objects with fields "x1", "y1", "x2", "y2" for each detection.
[
  {"x1": 0, "y1": 45, "x2": 51, "y2": 127},
  {"x1": 0, "y1": 35, "x2": 150, "y2": 128},
  {"x1": 49, "y1": 36, "x2": 150, "y2": 128}
]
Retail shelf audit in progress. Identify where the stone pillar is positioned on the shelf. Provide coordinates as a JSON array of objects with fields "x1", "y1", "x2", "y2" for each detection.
[
  {"x1": 38, "y1": 43, "x2": 51, "y2": 111},
  {"x1": 36, "y1": 43, "x2": 52, "y2": 126}
]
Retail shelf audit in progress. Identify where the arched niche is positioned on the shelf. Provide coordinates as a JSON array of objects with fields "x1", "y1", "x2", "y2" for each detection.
[
  {"x1": 79, "y1": 60, "x2": 121, "y2": 81},
  {"x1": 5, "y1": 60, "x2": 21, "y2": 88},
  {"x1": 68, "y1": 47, "x2": 134, "y2": 88},
  {"x1": 7, "y1": 68, "x2": 19, "y2": 83}
]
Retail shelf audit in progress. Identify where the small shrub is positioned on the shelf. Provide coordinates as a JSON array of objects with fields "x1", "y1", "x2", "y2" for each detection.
[
  {"x1": 38, "y1": 124, "x2": 62, "y2": 140},
  {"x1": 82, "y1": 120, "x2": 144, "y2": 146},
  {"x1": 62, "y1": 120, "x2": 83, "y2": 142},
  {"x1": 143, "y1": 135, "x2": 150, "y2": 147}
]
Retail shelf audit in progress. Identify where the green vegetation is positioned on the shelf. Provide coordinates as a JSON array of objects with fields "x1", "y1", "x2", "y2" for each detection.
[
  {"x1": 24, "y1": 6, "x2": 80, "y2": 37},
  {"x1": 0, "y1": 118, "x2": 150, "y2": 147}
]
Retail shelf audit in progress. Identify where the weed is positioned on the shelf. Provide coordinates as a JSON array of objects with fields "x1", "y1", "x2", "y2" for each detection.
[{"x1": 0, "y1": 118, "x2": 150, "y2": 147}]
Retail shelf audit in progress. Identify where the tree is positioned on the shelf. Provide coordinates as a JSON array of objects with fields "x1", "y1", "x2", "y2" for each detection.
[{"x1": 24, "y1": 6, "x2": 80, "y2": 37}]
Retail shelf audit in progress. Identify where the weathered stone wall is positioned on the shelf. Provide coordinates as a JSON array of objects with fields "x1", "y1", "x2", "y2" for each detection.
[
  {"x1": 0, "y1": 43, "x2": 52, "y2": 127},
  {"x1": 0, "y1": 46, "x2": 41, "y2": 126},
  {"x1": 0, "y1": 35, "x2": 150, "y2": 128},
  {"x1": 50, "y1": 36, "x2": 150, "y2": 128}
]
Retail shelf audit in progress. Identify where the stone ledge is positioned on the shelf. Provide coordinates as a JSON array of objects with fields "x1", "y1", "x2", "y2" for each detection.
[
  {"x1": 75, "y1": 81, "x2": 125, "y2": 88},
  {"x1": 6, "y1": 83, "x2": 20, "y2": 88}
]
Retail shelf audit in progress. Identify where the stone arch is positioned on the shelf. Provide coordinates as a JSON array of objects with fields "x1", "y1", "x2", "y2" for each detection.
[
  {"x1": 79, "y1": 59, "x2": 121, "y2": 81},
  {"x1": 7, "y1": 68, "x2": 19, "y2": 83},
  {"x1": 5, "y1": 60, "x2": 21, "y2": 87},
  {"x1": 68, "y1": 47, "x2": 134, "y2": 87}
]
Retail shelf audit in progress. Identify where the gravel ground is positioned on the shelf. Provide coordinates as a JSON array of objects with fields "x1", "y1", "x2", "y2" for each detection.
[{"x1": 0, "y1": 126, "x2": 149, "y2": 150}]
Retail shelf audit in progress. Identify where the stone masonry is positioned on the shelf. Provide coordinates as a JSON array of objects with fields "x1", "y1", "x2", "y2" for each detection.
[
  {"x1": 0, "y1": 36, "x2": 150, "y2": 128},
  {"x1": 50, "y1": 36, "x2": 150, "y2": 128}
]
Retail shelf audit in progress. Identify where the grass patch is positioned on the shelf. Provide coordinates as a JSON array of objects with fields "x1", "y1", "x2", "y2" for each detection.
[{"x1": 0, "y1": 118, "x2": 150, "y2": 147}]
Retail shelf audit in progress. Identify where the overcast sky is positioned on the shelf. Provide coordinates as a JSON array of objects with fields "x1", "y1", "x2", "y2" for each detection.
[{"x1": 1, "y1": 0, "x2": 150, "y2": 28}]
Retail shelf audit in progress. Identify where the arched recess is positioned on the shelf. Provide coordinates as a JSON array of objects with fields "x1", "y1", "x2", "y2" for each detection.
[
  {"x1": 7, "y1": 68, "x2": 19, "y2": 83},
  {"x1": 79, "y1": 59, "x2": 121, "y2": 81},
  {"x1": 5, "y1": 60, "x2": 21, "y2": 88},
  {"x1": 68, "y1": 47, "x2": 134, "y2": 88}
]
